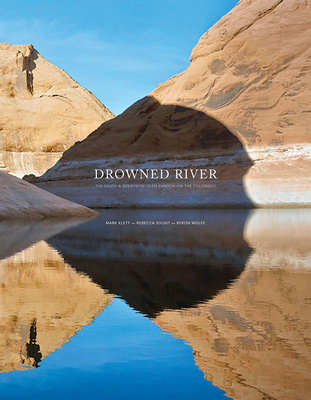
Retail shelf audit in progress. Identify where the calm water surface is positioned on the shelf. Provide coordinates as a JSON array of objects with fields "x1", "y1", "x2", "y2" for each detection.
[{"x1": 0, "y1": 209, "x2": 310, "y2": 400}]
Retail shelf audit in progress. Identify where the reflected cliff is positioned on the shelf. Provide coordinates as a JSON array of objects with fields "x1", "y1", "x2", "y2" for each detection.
[
  {"x1": 154, "y1": 266, "x2": 311, "y2": 400},
  {"x1": 0, "y1": 240, "x2": 113, "y2": 372},
  {"x1": 153, "y1": 209, "x2": 311, "y2": 400},
  {"x1": 46, "y1": 208, "x2": 311, "y2": 399},
  {"x1": 1, "y1": 209, "x2": 311, "y2": 400},
  {"x1": 48, "y1": 209, "x2": 251, "y2": 317}
]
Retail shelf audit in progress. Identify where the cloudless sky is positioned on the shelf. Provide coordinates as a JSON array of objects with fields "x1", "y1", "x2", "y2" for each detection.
[{"x1": 1, "y1": 1, "x2": 238, "y2": 115}]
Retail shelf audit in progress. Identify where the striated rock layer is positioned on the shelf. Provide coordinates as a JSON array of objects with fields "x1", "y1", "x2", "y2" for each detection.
[
  {"x1": 0, "y1": 171, "x2": 99, "y2": 219},
  {"x1": 32, "y1": 0, "x2": 311, "y2": 207},
  {"x1": 0, "y1": 43, "x2": 113, "y2": 177}
]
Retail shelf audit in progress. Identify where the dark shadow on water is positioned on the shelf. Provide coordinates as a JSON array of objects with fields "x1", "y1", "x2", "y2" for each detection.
[{"x1": 48, "y1": 209, "x2": 252, "y2": 317}]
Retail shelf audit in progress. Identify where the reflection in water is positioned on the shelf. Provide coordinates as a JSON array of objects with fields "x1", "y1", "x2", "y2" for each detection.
[
  {"x1": 47, "y1": 209, "x2": 311, "y2": 400},
  {"x1": 0, "y1": 209, "x2": 310, "y2": 400},
  {"x1": 21, "y1": 319, "x2": 42, "y2": 368},
  {"x1": 0, "y1": 241, "x2": 113, "y2": 372},
  {"x1": 155, "y1": 268, "x2": 311, "y2": 400},
  {"x1": 48, "y1": 210, "x2": 251, "y2": 316},
  {"x1": 0, "y1": 218, "x2": 92, "y2": 262},
  {"x1": 153, "y1": 209, "x2": 311, "y2": 400}
]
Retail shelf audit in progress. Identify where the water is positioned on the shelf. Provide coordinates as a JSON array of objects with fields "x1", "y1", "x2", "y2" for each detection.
[{"x1": 0, "y1": 209, "x2": 310, "y2": 400}]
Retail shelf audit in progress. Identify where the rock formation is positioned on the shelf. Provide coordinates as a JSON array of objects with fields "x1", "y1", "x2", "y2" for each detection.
[
  {"x1": 0, "y1": 171, "x2": 99, "y2": 219},
  {"x1": 31, "y1": 0, "x2": 311, "y2": 207},
  {"x1": 0, "y1": 43, "x2": 113, "y2": 177},
  {"x1": 0, "y1": 240, "x2": 113, "y2": 372}
]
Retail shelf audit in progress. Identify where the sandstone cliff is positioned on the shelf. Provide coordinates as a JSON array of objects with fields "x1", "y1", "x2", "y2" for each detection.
[
  {"x1": 32, "y1": 0, "x2": 311, "y2": 207},
  {"x1": 0, "y1": 43, "x2": 113, "y2": 177},
  {"x1": 0, "y1": 171, "x2": 99, "y2": 219}
]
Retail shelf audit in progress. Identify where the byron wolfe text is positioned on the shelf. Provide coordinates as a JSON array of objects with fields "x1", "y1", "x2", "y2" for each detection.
[{"x1": 94, "y1": 168, "x2": 217, "y2": 180}]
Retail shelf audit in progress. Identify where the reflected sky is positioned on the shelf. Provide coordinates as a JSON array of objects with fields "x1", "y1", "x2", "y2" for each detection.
[{"x1": 0, "y1": 209, "x2": 310, "y2": 399}]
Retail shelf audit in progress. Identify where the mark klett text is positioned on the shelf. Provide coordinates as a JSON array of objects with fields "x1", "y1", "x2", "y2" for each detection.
[{"x1": 94, "y1": 168, "x2": 217, "y2": 180}]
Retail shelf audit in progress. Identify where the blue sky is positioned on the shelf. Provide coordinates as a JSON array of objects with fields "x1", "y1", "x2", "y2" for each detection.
[{"x1": 1, "y1": 1, "x2": 238, "y2": 115}]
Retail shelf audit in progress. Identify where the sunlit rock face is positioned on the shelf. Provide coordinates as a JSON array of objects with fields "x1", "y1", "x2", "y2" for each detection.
[
  {"x1": 33, "y1": 0, "x2": 311, "y2": 207},
  {"x1": 153, "y1": 209, "x2": 311, "y2": 400},
  {"x1": 0, "y1": 241, "x2": 113, "y2": 372},
  {"x1": 0, "y1": 171, "x2": 99, "y2": 219},
  {"x1": 0, "y1": 43, "x2": 114, "y2": 177}
]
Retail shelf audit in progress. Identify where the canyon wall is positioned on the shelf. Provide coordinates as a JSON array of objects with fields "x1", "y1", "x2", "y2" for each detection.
[
  {"x1": 0, "y1": 43, "x2": 113, "y2": 177},
  {"x1": 32, "y1": 0, "x2": 311, "y2": 207}
]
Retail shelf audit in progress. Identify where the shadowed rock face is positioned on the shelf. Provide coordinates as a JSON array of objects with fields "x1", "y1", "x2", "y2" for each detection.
[
  {"x1": 0, "y1": 43, "x2": 113, "y2": 177},
  {"x1": 55, "y1": 97, "x2": 246, "y2": 161},
  {"x1": 47, "y1": 209, "x2": 252, "y2": 317},
  {"x1": 0, "y1": 241, "x2": 113, "y2": 372},
  {"x1": 32, "y1": 100, "x2": 254, "y2": 208},
  {"x1": 32, "y1": 0, "x2": 311, "y2": 207},
  {"x1": 0, "y1": 171, "x2": 99, "y2": 219}
]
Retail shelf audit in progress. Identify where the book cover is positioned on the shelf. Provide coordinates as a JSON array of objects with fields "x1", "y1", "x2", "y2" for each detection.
[{"x1": 0, "y1": 0, "x2": 310, "y2": 399}]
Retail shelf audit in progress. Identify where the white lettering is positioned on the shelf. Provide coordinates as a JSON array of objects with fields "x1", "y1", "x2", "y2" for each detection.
[{"x1": 94, "y1": 169, "x2": 104, "y2": 179}]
